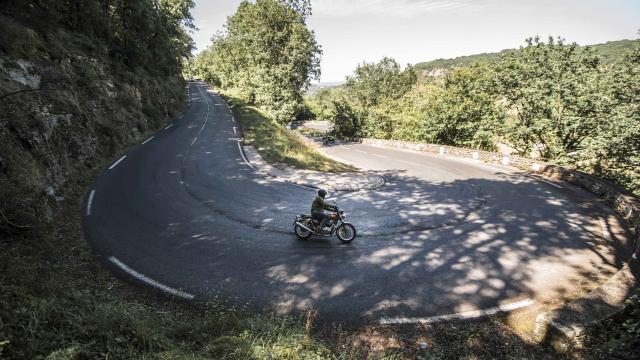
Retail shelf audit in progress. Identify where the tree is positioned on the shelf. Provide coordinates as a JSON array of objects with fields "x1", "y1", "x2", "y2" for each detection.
[
  {"x1": 342, "y1": 57, "x2": 417, "y2": 137},
  {"x1": 496, "y1": 36, "x2": 608, "y2": 159},
  {"x1": 423, "y1": 64, "x2": 503, "y2": 150},
  {"x1": 195, "y1": 0, "x2": 321, "y2": 123},
  {"x1": 581, "y1": 45, "x2": 640, "y2": 193},
  {"x1": 346, "y1": 57, "x2": 417, "y2": 109}
]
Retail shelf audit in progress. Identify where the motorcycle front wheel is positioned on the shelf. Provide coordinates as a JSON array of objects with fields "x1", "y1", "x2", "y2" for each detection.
[
  {"x1": 294, "y1": 222, "x2": 312, "y2": 239},
  {"x1": 336, "y1": 223, "x2": 356, "y2": 243}
]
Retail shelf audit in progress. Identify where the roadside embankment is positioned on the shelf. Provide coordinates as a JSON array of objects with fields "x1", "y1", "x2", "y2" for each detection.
[{"x1": 217, "y1": 88, "x2": 357, "y2": 173}]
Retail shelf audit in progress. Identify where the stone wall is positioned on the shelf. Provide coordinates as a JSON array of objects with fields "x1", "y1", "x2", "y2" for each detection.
[{"x1": 360, "y1": 138, "x2": 640, "y2": 245}]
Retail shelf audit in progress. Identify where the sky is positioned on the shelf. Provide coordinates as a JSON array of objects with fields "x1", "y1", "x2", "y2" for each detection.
[{"x1": 190, "y1": 0, "x2": 640, "y2": 82}]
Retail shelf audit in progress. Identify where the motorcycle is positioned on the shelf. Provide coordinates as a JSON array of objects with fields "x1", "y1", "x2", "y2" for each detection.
[{"x1": 293, "y1": 206, "x2": 357, "y2": 243}]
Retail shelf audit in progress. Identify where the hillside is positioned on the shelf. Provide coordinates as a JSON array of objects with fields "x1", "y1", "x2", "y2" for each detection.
[{"x1": 414, "y1": 38, "x2": 639, "y2": 72}]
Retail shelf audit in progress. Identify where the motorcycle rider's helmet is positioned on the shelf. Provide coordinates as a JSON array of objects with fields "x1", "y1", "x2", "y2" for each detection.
[{"x1": 318, "y1": 189, "x2": 327, "y2": 198}]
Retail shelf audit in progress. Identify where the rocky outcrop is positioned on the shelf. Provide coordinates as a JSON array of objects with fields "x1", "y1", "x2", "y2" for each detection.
[{"x1": 0, "y1": 27, "x2": 184, "y2": 232}]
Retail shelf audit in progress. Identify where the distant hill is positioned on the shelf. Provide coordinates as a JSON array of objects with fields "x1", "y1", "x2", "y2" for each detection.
[
  {"x1": 306, "y1": 81, "x2": 344, "y2": 95},
  {"x1": 414, "y1": 39, "x2": 639, "y2": 73}
]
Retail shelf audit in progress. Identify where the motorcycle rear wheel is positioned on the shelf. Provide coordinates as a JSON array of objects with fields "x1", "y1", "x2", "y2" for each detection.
[
  {"x1": 336, "y1": 223, "x2": 356, "y2": 243},
  {"x1": 294, "y1": 223, "x2": 312, "y2": 239}
]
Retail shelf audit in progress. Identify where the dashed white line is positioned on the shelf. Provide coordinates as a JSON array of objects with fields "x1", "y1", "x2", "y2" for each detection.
[
  {"x1": 233, "y1": 126, "x2": 237, "y2": 134},
  {"x1": 86, "y1": 190, "x2": 95, "y2": 215},
  {"x1": 379, "y1": 298, "x2": 535, "y2": 325},
  {"x1": 108, "y1": 155, "x2": 127, "y2": 170},
  {"x1": 191, "y1": 137, "x2": 198, "y2": 146},
  {"x1": 373, "y1": 153, "x2": 389, "y2": 159},
  {"x1": 108, "y1": 256, "x2": 195, "y2": 300},
  {"x1": 164, "y1": 124, "x2": 174, "y2": 130},
  {"x1": 354, "y1": 149, "x2": 367, "y2": 154},
  {"x1": 526, "y1": 175, "x2": 562, "y2": 189},
  {"x1": 142, "y1": 136, "x2": 154, "y2": 144},
  {"x1": 179, "y1": 114, "x2": 183, "y2": 119}
]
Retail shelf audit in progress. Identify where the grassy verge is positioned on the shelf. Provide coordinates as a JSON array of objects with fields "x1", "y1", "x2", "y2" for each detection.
[
  {"x1": 218, "y1": 88, "x2": 356, "y2": 173},
  {"x1": 297, "y1": 127, "x2": 328, "y2": 138}
]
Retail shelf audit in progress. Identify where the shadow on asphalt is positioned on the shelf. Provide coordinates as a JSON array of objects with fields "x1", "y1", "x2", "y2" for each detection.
[{"x1": 167, "y1": 163, "x2": 636, "y2": 327}]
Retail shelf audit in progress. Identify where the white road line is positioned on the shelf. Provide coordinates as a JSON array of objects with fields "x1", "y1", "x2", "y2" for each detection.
[
  {"x1": 108, "y1": 155, "x2": 127, "y2": 170},
  {"x1": 86, "y1": 190, "x2": 95, "y2": 216},
  {"x1": 237, "y1": 141, "x2": 256, "y2": 170},
  {"x1": 108, "y1": 256, "x2": 195, "y2": 300},
  {"x1": 354, "y1": 149, "x2": 367, "y2": 154},
  {"x1": 164, "y1": 123, "x2": 174, "y2": 130},
  {"x1": 600, "y1": 218, "x2": 612, "y2": 242},
  {"x1": 373, "y1": 153, "x2": 389, "y2": 159},
  {"x1": 339, "y1": 146, "x2": 350, "y2": 150},
  {"x1": 233, "y1": 126, "x2": 237, "y2": 134},
  {"x1": 142, "y1": 136, "x2": 154, "y2": 144},
  {"x1": 191, "y1": 137, "x2": 198, "y2": 146},
  {"x1": 526, "y1": 175, "x2": 562, "y2": 189},
  {"x1": 179, "y1": 114, "x2": 183, "y2": 119},
  {"x1": 379, "y1": 298, "x2": 535, "y2": 325}
]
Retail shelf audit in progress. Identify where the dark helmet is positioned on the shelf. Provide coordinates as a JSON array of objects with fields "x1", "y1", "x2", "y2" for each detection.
[{"x1": 318, "y1": 189, "x2": 327, "y2": 198}]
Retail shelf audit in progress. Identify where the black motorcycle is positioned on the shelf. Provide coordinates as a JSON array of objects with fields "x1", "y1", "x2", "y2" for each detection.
[{"x1": 293, "y1": 206, "x2": 357, "y2": 243}]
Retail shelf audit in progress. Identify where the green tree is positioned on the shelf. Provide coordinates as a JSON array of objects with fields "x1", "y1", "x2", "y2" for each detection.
[
  {"x1": 195, "y1": 0, "x2": 321, "y2": 123},
  {"x1": 342, "y1": 57, "x2": 417, "y2": 137},
  {"x1": 346, "y1": 57, "x2": 417, "y2": 109},
  {"x1": 423, "y1": 64, "x2": 502, "y2": 150},
  {"x1": 496, "y1": 36, "x2": 608, "y2": 159},
  {"x1": 582, "y1": 45, "x2": 640, "y2": 193}
]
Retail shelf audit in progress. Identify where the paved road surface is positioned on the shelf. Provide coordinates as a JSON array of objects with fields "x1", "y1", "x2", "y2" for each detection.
[{"x1": 83, "y1": 82, "x2": 633, "y2": 324}]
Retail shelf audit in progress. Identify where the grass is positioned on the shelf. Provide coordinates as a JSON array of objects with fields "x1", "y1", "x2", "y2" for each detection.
[
  {"x1": 219, "y1": 88, "x2": 356, "y2": 173},
  {"x1": 297, "y1": 127, "x2": 328, "y2": 138}
]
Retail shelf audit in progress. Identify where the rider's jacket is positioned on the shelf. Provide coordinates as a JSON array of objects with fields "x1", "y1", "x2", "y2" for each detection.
[{"x1": 311, "y1": 196, "x2": 336, "y2": 215}]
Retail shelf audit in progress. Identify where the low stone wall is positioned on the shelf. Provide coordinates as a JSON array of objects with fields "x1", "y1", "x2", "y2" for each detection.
[{"x1": 360, "y1": 138, "x2": 639, "y2": 243}]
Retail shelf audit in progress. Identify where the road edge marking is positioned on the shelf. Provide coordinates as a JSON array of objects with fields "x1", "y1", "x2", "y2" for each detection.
[
  {"x1": 108, "y1": 256, "x2": 195, "y2": 300},
  {"x1": 165, "y1": 123, "x2": 174, "y2": 130},
  {"x1": 237, "y1": 141, "x2": 257, "y2": 170},
  {"x1": 142, "y1": 136, "x2": 154, "y2": 145},
  {"x1": 379, "y1": 298, "x2": 535, "y2": 325},
  {"x1": 526, "y1": 174, "x2": 563, "y2": 189},
  {"x1": 108, "y1": 155, "x2": 127, "y2": 170},
  {"x1": 86, "y1": 190, "x2": 95, "y2": 216}
]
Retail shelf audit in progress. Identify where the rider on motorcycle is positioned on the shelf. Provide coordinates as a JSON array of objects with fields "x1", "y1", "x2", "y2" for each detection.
[{"x1": 311, "y1": 189, "x2": 336, "y2": 233}]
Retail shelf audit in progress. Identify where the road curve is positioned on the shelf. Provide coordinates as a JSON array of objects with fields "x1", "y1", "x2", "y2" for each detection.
[{"x1": 83, "y1": 81, "x2": 634, "y2": 324}]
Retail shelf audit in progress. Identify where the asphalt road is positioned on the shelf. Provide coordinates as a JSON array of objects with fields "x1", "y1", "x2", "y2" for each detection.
[{"x1": 83, "y1": 81, "x2": 634, "y2": 324}]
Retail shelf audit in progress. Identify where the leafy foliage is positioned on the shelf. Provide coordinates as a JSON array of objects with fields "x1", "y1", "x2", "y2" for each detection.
[
  {"x1": 417, "y1": 64, "x2": 503, "y2": 150},
  {"x1": 307, "y1": 37, "x2": 640, "y2": 194},
  {"x1": 495, "y1": 36, "x2": 608, "y2": 159},
  {"x1": 194, "y1": 0, "x2": 321, "y2": 123},
  {"x1": 1, "y1": 0, "x2": 195, "y2": 76}
]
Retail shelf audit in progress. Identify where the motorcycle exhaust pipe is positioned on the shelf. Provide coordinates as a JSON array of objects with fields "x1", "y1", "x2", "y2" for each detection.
[{"x1": 295, "y1": 222, "x2": 314, "y2": 233}]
